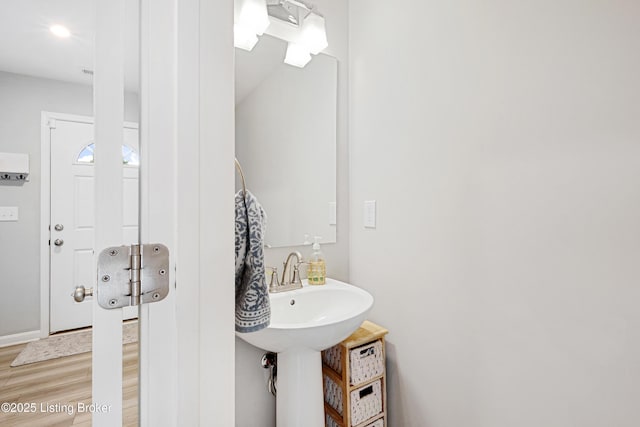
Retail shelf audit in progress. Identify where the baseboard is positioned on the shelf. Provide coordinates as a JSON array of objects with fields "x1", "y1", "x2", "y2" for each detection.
[{"x1": 0, "y1": 330, "x2": 41, "y2": 348}]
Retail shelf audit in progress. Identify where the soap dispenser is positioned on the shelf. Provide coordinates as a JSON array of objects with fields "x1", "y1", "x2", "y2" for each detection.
[{"x1": 307, "y1": 236, "x2": 326, "y2": 285}]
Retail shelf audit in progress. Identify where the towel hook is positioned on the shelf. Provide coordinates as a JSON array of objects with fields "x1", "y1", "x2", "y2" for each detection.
[{"x1": 235, "y1": 158, "x2": 247, "y2": 195}]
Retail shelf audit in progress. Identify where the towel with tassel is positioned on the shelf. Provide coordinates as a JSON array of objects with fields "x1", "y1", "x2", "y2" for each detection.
[{"x1": 235, "y1": 190, "x2": 270, "y2": 332}]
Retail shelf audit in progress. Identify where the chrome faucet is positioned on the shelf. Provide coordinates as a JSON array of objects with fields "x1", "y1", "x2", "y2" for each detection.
[{"x1": 268, "y1": 251, "x2": 304, "y2": 293}]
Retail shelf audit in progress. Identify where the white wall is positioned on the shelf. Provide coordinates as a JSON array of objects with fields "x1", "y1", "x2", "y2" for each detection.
[
  {"x1": 349, "y1": 1, "x2": 640, "y2": 426},
  {"x1": 0, "y1": 70, "x2": 138, "y2": 338},
  {"x1": 234, "y1": 0, "x2": 349, "y2": 425}
]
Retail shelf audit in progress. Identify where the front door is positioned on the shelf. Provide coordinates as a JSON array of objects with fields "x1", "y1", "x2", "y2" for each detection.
[{"x1": 49, "y1": 117, "x2": 139, "y2": 333}]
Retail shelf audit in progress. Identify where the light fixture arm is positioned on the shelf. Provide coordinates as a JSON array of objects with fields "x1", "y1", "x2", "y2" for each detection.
[{"x1": 276, "y1": 0, "x2": 313, "y2": 16}]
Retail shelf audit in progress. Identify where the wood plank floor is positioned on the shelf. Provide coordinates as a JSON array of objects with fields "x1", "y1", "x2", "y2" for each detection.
[{"x1": 0, "y1": 341, "x2": 138, "y2": 426}]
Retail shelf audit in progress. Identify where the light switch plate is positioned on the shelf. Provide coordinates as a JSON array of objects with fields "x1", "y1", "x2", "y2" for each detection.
[
  {"x1": 328, "y1": 202, "x2": 337, "y2": 225},
  {"x1": 364, "y1": 200, "x2": 376, "y2": 228},
  {"x1": 0, "y1": 206, "x2": 19, "y2": 221}
]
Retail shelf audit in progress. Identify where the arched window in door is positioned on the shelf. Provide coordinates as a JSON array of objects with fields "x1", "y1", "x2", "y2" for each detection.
[{"x1": 76, "y1": 143, "x2": 140, "y2": 166}]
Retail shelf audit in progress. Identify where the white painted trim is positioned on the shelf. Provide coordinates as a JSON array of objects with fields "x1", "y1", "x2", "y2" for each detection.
[
  {"x1": 0, "y1": 330, "x2": 40, "y2": 348},
  {"x1": 40, "y1": 112, "x2": 51, "y2": 339},
  {"x1": 175, "y1": 0, "x2": 200, "y2": 424},
  {"x1": 42, "y1": 111, "x2": 138, "y2": 128},
  {"x1": 138, "y1": 0, "x2": 178, "y2": 424},
  {"x1": 198, "y1": 0, "x2": 236, "y2": 425},
  {"x1": 39, "y1": 111, "x2": 138, "y2": 340},
  {"x1": 92, "y1": 0, "x2": 125, "y2": 424}
]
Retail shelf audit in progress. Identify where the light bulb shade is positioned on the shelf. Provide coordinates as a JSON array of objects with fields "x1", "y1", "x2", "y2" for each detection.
[
  {"x1": 237, "y1": 0, "x2": 270, "y2": 36},
  {"x1": 284, "y1": 42, "x2": 312, "y2": 68},
  {"x1": 234, "y1": 24, "x2": 259, "y2": 51},
  {"x1": 299, "y1": 12, "x2": 328, "y2": 55}
]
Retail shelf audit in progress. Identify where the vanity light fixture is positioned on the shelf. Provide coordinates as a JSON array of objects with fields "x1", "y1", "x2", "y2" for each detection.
[
  {"x1": 49, "y1": 24, "x2": 71, "y2": 38},
  {"x1": 235, "y1": 25, "x2": 260, "y2": 51},
  {"x1": 267, "y1": 0, "x2": 300, "y2": 25},
  {"x1": 234, "y1": 0, "x2": 270, "y2": 51},
  {"x1": 283, "y1": 11, "x2": 326, "y2": 68},
  {"x1": 284, "y1": 42, "x2": 312, "y2": 68},
  {"x1": 298, "y1": 12, "x2": 327, "y2": 55},
  {"x1": 244, "y1": 0, "x2": 328, "y2": 67}
]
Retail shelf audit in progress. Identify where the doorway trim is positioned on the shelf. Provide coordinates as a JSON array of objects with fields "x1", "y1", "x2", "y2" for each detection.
[{"x1": 39, "y1": 111, "x2": 139, "y2": 338}]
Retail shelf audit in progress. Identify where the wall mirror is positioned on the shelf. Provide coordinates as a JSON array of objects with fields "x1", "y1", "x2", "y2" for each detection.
[{"x1": 235, "y1": 33, "x2": 337, "y2": 248}]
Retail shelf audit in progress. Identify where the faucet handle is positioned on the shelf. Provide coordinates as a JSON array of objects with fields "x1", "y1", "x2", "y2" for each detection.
[
  {"x1": 292, "y1": 264, "x2": 302, "y2": 286},
  {"x1": 266, "y1": 266, "x2": 280, "y2": 290}
]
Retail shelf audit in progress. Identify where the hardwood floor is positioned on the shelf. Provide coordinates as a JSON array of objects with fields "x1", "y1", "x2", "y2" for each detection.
[{"x1": 0, "y1": 341, "x2": 138, "y2": 426}]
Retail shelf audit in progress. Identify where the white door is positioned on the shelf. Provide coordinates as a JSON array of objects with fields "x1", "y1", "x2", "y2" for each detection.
[
  {"x1": 49, "y1": 118, "x2": 139, "y2": 333},
  {"x1": 91, "y1": 0, "x2": 235, "y2": 425}
]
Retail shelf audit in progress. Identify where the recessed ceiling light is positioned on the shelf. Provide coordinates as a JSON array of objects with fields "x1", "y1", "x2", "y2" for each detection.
[{"x1": 50, "y1": 24, "x2": 71, "y2": 38}]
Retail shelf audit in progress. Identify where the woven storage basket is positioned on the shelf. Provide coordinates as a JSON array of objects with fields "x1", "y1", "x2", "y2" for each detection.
[
  {"x1": 324, "y1": 373, "x2": 344, "y2": 415},
  {"x1": 364, "y1": 418, "x2": 384, "y2": 427},
  {"x1": 323, "y1": 344, "x2": 343, "y2": 374},
  {"x1": 350, "y1": 379, "x2": 383, "y2": 425},
  {"x1": 350, "y1": 340, "x2": 384, "y2": 385},
  {"x1": 326, "y1": 413, "x2": 341, "y2": 427}
]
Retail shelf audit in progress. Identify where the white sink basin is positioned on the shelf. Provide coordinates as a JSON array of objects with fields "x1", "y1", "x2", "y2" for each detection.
[
  {"x1": 236, "y1": 278, "x2": 374, "y2": 427},
  {"x1": 237, "y1": 278, "x2": 374, "y2": 352}
]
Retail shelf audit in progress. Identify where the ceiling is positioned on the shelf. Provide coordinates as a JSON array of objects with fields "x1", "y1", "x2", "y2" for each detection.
[
  {"x1": 0, "y1": 1, "x2": 298, "y2": 99},
  {"x1": 0, "y1": 0, "x2": 140, "y2": 91}
]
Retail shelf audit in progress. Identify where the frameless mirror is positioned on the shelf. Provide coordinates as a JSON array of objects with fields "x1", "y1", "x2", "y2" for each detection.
[{"x1": 235, "y1": 34, "x2": 337, "y2": 248}]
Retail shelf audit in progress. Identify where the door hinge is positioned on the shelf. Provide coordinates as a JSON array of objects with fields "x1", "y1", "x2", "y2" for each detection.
[
  {"x1": 96, "y1": 244, "x2": 170, "y2": 309},
  {"x1": 47, "y1": 119, "x2": 57, "y2": 129}
]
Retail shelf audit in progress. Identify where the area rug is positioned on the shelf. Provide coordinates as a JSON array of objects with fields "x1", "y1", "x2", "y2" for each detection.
[{"x1": 11, "y1": 322, "x2": 138, "y2": 367}]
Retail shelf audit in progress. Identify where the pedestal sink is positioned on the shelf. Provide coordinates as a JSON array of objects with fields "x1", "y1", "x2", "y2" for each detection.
[{"x1": 237, "y1": 278, "x2": 374, "y2": 427}]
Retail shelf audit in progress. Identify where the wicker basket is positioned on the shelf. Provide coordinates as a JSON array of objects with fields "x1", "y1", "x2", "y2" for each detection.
[
  {"x1": 325, "y1": 375, "x2": 383, "y2": 426},
  {"x1": 364, "y1": 418, "x2": 384, "y2": 427},
  {"x1": 323, "y1": 344, "x2": 343, "y2": 374},
  {"x1": 323, "y1": 339, "x2": 385, "y2": 386},
  {"x1": 350, "y1": 340, "x2": 384, "y2": 385},
  {"x1": 326, "y1": 413, "x2": 384, "y2": 427},
  {"x1": 350, "y1": 379, "x2": 383, "y2": 425},
  {"x1": 326, "y1": 413, "x2": 341, "y2": 427},
  {"x1": 324, "y1": 373, "x2": 344, "y2": 415}
]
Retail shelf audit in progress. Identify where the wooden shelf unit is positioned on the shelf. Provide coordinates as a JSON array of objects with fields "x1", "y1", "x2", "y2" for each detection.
[{"x1": 322, "y1": 320, "x2": 389, "y2": 427}]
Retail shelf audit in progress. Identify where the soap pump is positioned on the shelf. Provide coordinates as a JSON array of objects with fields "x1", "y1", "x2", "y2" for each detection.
[{"x1": 307, "y1": 236, "x2": 326, "y2": 285}]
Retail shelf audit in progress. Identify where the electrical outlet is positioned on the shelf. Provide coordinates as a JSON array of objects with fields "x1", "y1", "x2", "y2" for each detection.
[{"x1": 0, "y1": 206, "x2": 19, "y2": 221}]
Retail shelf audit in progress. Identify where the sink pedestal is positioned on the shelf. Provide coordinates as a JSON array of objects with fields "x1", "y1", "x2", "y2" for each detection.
[
  {"x1": 277, "y1": 348, "x2": 324, "y2": 427},
  {"x1": 236, "y1": 279, "x2": 374, "y2": 427}
]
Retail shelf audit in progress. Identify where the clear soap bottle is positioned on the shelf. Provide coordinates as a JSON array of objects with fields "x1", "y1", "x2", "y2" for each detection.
[{"x1": 307, "y1": 236, "x2": 326, "y2": 285}]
